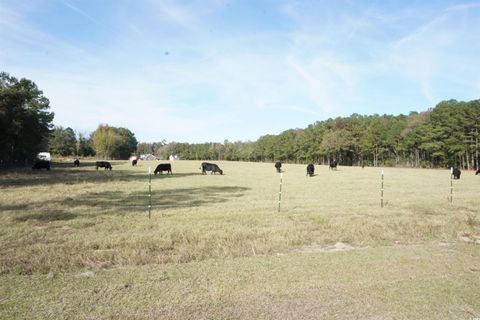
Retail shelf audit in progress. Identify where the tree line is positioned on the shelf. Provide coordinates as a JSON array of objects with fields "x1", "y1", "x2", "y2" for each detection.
[
  {"x1": 48, "y1": 124, "x2": 137, "y2": 160},
  {"x1": 1, "y1": 72, "x2": 54, "y2": 166},
  {"x1": 1, "y1": 72, "x2": 479, "y2": 169},
  {"x1": 0, "y1": 72, "x2": 137, "y2": 165},
  {"x1": 251, "y1": 99, "x2": 479, "y2": 169},
  {"x1": 137, "y1": 100, "x2": 480, "y2": 169}
]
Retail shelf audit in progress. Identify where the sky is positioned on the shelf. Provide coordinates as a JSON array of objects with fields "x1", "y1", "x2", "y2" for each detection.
[{"x1": 1, "y1": 0, "x2": 480, "y2": 143}]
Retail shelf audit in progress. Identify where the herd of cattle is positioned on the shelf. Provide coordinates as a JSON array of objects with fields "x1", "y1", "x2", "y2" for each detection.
[
  {"x1": 31, "y1": 157, "x2": 480, "y2": 178},
  {"x1": 31, "y1": 158, "x2": 225, "y2": 176}
]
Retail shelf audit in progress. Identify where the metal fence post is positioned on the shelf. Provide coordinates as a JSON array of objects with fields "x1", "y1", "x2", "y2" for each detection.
[
  {"x1": 450, "y1": 167, "x2": 453, "y2": 203},
  {"x1": 381, "y1": 170, "x2": 384, "y2": 208},
  {"x1": 278, "y1": 172, "x2": 283, "y2": 213},
  {"x1": 148, "y1": 167, "x2": 152, "y2": 219}
]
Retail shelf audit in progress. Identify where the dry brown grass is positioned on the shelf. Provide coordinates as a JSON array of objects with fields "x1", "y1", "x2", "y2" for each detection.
[
  {"x1": 1, "y1": 160, "x2": 479, "y2": 319},
  {"x1": 1, "y1": 160, "x2": 479, "y2": 274}
]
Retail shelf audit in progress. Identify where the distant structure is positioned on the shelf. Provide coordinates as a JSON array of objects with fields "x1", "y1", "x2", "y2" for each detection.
[
  {"x1": 140, "y1": 154, "x2": 160, "y2": 161},
  {"x1": 169, "y1": 154, "x2": 180, "y2": 161}
]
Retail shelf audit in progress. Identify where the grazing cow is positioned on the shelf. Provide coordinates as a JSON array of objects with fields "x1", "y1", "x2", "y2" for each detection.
[
  {"x1": 73, "y1": 159, "x2": 80, "y2": 167},
  {"x1": 96, "y1": 161, "x2": 112, "y2": 171},
  {"x1": 154, "y1": 163, "x2": 172, "y2": 175},
  {"x1": 329, "y1": 159, "x2": 337, "y2": 170},
  {"x1": 306, "y1": 164, "x2": 315, "y2": 177},
  {"x1": 32, "y1": 159, "x2": 50, "y2": 170},
  {"x1": 476, "y1": 169, "x2": 480, "y2": 175},
  {"x1": 452, "y1": 167, "x2": 461, "y2": 179},
  {"x1": 132, "y1": 159, "x2": 137, "y2": 166},
  {"x1": 201, "y1": 162, "x2": 223, "y2": 175},
  {"x1": 275, "y1": 161, "x2": 282, "y2": 173}
]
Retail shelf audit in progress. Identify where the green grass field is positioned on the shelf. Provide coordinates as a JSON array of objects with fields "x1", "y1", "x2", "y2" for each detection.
[{"x1": 1, "y1": 160, "x2": 479, "y2": 319}]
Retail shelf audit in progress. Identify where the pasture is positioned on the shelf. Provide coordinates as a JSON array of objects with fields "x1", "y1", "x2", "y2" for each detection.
[{"x1": 1, "y1": 160, "x2": 479, "y2": 319}]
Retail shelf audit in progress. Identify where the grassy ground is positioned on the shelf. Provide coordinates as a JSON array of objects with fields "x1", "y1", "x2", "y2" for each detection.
[{"x1": 1, "y1": 160, "x2": 479, "y2": 319}]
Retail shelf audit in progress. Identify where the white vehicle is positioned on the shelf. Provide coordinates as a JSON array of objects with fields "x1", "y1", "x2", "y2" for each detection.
[{"x1": 36, "y1": 152, "x2": 51, "y2": 161}]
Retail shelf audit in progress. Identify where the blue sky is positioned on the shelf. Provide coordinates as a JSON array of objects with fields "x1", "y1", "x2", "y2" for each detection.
[{"x1": 1, "y1": 0, "x2": 479, "y2": 143}]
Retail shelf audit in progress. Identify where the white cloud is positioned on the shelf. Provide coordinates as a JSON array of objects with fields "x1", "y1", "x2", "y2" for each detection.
[
  {"x1": 60, "y1": 0, "x2": 101, "y2": 26},
  {"x1": 2, "y1": 1, "x2": 480, "y2": 142},
  {"x1": 145, "y1": 0, "x2": 227, "y2": 28},
  {"x1": 387, "y1": 4, "x2": 479, "y2": 104},
  {"x1": 446, "y1": 2, "x2": 480, "y2": 12}
]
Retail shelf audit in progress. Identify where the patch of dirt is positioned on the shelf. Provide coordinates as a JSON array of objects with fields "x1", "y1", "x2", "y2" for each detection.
[
  {"x1": 296, "y1": 242, "x2": 365, "y2": 254},
  {"x1": 77, "y1": 271, "x2": 95, "y2": 278},
  {"x1": 459, "y1": 233, "x2": 480, "y2": 245}
]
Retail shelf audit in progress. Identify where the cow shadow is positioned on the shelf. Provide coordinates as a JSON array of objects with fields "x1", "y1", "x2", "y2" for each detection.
[
  {"x1": 14, "y1": 210, "x2": 77, "y2": 222},
  {"x1": 151, "y1": 172, "x2": 201, "y2": 178},
  {"x1": 0, "y1": 162, "x2": 207, "y2": 188},
  {"x1": 3, "y1": 186, "x2": 250, "y2": 216},
  {"x1": 58, "y1": 186, "x2": 250, "y2": 212},
  {"x1": 51, "y1": 161, "x2": 102, "y2": 168},
  {"x1": 0, "y1": 167, "x2": 156, "y2": 188}
]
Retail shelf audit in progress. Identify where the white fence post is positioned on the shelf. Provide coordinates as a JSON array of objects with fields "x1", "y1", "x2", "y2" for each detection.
[
  {"x1": 450, "y1": 167, "x2": 453, "y2": 203},
  {"x1": 278, "y1": 172, "x2": 283, "y2": 213},
  {"x1": 148, "y1": 167, "x2": 152, "y2": 218},
  {"x1": 381, "y1": 170, "x2": 384, "y2": 208}
]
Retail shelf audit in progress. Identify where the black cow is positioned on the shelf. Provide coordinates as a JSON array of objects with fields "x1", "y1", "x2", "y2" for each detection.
[
  {"x1": 32, "y1": 159, "x2": 50, "y2": 170},
  {"x1": 476, "y1": 169, "x2": 480, "y2": 175},
  {"x1": 306, "y1": 164, "x2": 315, "y2": 177},
  {"x1": 329, "y1": 159, "x2": 337, "y2": 170},
  {"x1": 96, "y1": 161, "x2": 112, "y2": 171},
  {"x1": 275, "y1": 161, "x2": 282, "y2": 173},
  {"x1": 154, "y1": 163, "x2": 172, "y2": 175},
  {"x1": 73, "y1": 159, "x2": 80, "y2": 167},
  {"x1": 452, "y1": 167, "x2": 461, "y2": 179},
  {"x1": 132, "y1": 159, "x2": 138, "y2": 166},
  {"x1": 201, "y1": 162, "x2": 223, "y2": 175}
]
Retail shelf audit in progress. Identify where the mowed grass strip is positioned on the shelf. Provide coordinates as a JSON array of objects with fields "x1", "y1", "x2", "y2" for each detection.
[
  {"x1": 1, "y1": 244, "x2": 479, "y2": 319},
  {"x1": 0, "y1": 160, "x2": 479, "y2": 274}
]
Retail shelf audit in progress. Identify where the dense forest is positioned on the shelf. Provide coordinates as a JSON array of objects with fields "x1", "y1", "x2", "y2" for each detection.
[
  {"x1": 144, "y1": 99, "x2": 480, "y2": 169},
  {"x1": 0, "y1": 72, "x2": 137, "y2": 165},
  {"x1": 0, "y1": 72, "x2": 54, "y2": 166},
  {"x1": 1, "y1": 72, "x2": 479, "y2": 169}
]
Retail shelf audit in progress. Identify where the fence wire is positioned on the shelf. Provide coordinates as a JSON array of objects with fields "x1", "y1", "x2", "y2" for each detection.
[
  {"x1": 6, "y1": 170, "x2": 478, "y2": 213},
  {"x1": 80, "y1": 193, "x2": 480, "y2": 212}
]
